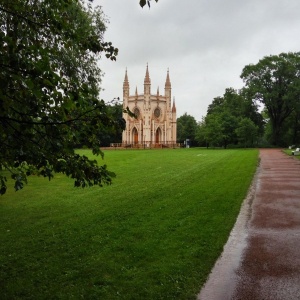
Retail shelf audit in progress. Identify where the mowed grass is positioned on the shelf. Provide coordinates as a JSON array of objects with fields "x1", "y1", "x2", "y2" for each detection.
[
  {"x1": 0, "y1": 148, "x2": 258, "y2": 299},
  {"x1": 283, "y1": 148, "x2": 300, "y2": 159}
]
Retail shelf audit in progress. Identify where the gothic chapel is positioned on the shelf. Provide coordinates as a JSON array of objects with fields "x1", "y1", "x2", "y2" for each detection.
[{"x1": 122, "y1": 65, "x2": 177, "y2": 147}]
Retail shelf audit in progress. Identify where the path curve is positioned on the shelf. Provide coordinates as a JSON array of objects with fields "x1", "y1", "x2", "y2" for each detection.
[{"x1": 198, "y1": 149, "x2": 300, "y2": 300}]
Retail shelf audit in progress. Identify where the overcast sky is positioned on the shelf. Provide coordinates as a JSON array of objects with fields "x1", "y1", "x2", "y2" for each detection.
[{"x1": 95, "y1": 0, "x2": 300, "y2": 121}]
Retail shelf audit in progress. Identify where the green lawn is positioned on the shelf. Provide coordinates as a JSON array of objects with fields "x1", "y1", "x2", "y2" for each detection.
[{"x1": 0, "y1": 148, "x2": 258, "y2": 299}]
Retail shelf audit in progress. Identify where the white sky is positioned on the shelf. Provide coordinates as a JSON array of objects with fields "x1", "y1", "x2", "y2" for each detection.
[{"x1": 95, "y1": 0, "x2": 300, "y2": 122}]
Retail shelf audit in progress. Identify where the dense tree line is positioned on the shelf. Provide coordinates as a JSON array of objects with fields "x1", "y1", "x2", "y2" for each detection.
[{"x1": 177, "y1": 52, "x2": 300, "y2": 148}]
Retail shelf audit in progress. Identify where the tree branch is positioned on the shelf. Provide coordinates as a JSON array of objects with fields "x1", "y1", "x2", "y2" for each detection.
[
  {"x1": 0, "y1": 5, "x2": 47, "y2": 28},
  {"x1": 0, "y1": 105, "x2": 105, "y2": 126}
]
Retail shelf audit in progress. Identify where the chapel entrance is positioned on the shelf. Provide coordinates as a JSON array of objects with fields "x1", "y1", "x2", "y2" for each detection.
[
  {"x1": 155, "y1": 128, "x2": 162, "y2": 144},
  {"x1": 133, "y1": 128, "x2": 138, "y2": 144}
]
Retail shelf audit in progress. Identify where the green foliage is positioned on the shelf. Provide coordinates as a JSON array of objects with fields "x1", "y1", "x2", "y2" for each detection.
[
  {"x1": 140, "y1": 0, "x2": 159, "y2": 8},
  {"x1": 282, "y1": 110, "x2": 300, "y2": 145},
  {"x1": 96, "y1": 102, "x2": 124, "y2": 147},
  {"x1": 177, "y1": 113, "x2": 198, "y2": 145},
  {"x1": 204, "y1": 52, "x2": 300, "y2": 147},
  {"x1": 0, "y1": 0, "x2": 127, "y2": 194},
  {"x1": 207, "y1": 88, "x2": 246, "y2": 118},
  {"x1": 201, "y1": 113, "x2": 223, "y2": 147},
  {"x1": 200, "y1": 88, "x2": 262, "y2": 148},
  {"x1": 0, "y1": 148, "x2": 258, "y2": 299},
  {"x1": 195, "y1": 118, "x2": 207, "y2": 147},
  {"x1": 241, "y1": 52, "x2": 300, "y2": 146},
  {"x1": 235, "y1": 118, "x2": 259, "y2": 147}
]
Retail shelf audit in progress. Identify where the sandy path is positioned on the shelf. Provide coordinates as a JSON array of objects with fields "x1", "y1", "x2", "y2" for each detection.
[{"x1": 198, "y1": 149, "x2": 300, "y2": 300}]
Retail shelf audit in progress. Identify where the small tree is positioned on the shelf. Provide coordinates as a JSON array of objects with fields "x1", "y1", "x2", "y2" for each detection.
[
  {"x1": 235, "y1": 118, "x2": 259, "y2": 147},
  {"x1": 202, "y1": 114, "x2": 223, "y2": 147},
  {"x1": 195, "y1": 118, "x2": 207, "y2": 147},
  {"x1": 177, "y1": 113, "x2": 198, "y2": 146}
]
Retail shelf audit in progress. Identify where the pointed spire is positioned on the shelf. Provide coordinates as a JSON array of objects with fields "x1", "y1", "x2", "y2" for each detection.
[
  {"x1": 123, "y1": 68, "x2": 129, "y2": 87},
  {"x1": 144, "y1": 63, "x2": 151, "y2": 95},
  {"x1": 135, "y1": 86, "x2": 138, "y2": 95},
  {"x1": 172, "y1": 97, "x2": 176, "y2": 113},
  {"x1": 165, "y1": 68, "x2": 171, "y2": 87},
  {"x1": 144, "y1": 63, "x2": 151, "y2": 83},
  {"x1": 157, "y1": 86, "x2": 159, "y2": 96}
]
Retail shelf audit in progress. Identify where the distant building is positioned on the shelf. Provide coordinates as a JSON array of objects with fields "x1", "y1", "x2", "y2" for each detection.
[{"x1": 122, "y1": 65, "x2": 177, "y2": 148}]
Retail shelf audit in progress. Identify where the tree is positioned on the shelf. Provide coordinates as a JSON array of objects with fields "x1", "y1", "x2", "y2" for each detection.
[
  {"x1": 283, "y1": 110, "x2": 300, "y2": 145},
  {"x1": 207, "y1": 88, "x2": 244, "y2": 117},
  {"x1": 239, "y1": 87, "x2": 265, "y2": 137},
  {"x1": 241, "y1": 52, "x2": 300, "y2": 146},
  {"x1": 204, "y1": 112, "x2": 238, "y2": 148},
  {"x1": 201, "y1": 114, "x2": 223, "y2": 147},
  {"x1": 235, "y1": 118, "x2": 259, "y2": 147},
  {"x1": 204, "y1": 88, "x2": 262, "y2": 148},
  {"x1": 207, "y1": 88, "x2": 263, "y2": 128},
  {"x1": 0, "y1": 0, "x2": 128, "y2": 195},
  {"x1": 195, "y1": 118, "x2": 207, "y2": 147},
  {"x1": 177, "y1": 113, "x2": 198, "y2": 145},
  {"x1": 96, "y1": 102, "x2": 124, "y2": 147}
]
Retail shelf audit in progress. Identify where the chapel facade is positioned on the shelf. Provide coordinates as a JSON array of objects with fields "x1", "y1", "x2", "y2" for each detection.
[{"x1": 122, "y1": 65, "x2": 177, "y2": 148}]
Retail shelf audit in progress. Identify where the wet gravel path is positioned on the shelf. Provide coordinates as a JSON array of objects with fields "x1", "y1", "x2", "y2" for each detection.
[{"x1": 198, "y1": 149, "x2": 300, "y2": 300}]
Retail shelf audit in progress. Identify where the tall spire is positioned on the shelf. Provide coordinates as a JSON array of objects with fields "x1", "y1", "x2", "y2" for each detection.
[
  {"x1": 144, "y1": 63, "x2": 151, "y2": 95},
  {"x1": 172, "y1": 97, "x2": 176, "y2": 113},
  {"x1": 123, "y1": 68, "x2": 129, "y2": 87},
  {"x1": 144, "y1": 63, "x2": 151, "y2": 84},
  {"x1": 165, "y1": 68, "x2": 171, "y2": 87},
  {"x1": 164, "y1": 68, "x2": 171, "y2": 100},
  {"x1": 123, "y1": 68, "x2": 130, "y2": 99}
]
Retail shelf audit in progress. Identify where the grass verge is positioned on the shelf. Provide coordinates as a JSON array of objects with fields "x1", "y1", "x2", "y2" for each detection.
[
  {"x1": 0, "y1": 148, "x2": 258, "y2": 299},
  {"x1": 283, "y1": 148, "x2": 300, "y2": 159}
]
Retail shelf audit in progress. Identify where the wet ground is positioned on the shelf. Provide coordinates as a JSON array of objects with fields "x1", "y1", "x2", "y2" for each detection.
[{"x1": 198, "y1": 149, "x2": 300, "y2": 300}]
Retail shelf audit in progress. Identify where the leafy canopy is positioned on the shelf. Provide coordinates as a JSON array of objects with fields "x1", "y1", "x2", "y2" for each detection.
[
  {"x1": 177, "y1": 113, "x2": 198, "y2": 144},
  {"x1": 0, "y1": 0, "x2": 128, "y2": 195},
  {"x1": 200, "y1": 88, "x2": 262, "y2": 148},
  {"x1": 241, "y1": 52, "x2": 300, "y2": 145}
]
